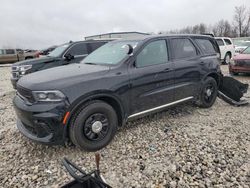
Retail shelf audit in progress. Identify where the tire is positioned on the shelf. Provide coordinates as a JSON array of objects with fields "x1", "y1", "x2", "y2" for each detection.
[
  {"x1": 69, "y1": 100, "x2": 118, "y2": 151},
  {"x1": 196, "y1": 77, "x2": 218, "y2": 108},
  {"x1": 224, "y1": 53, "x2": 231, "y2": 64},
  {"x1": 229, "y1": 71, "x2": 239, "y2": 76}
]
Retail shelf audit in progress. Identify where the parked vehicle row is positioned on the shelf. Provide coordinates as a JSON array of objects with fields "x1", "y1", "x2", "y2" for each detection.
[
  {"x1": 0, "y1": 49, "x2": 25, "y2": 64},
  {"x1": 11, "y1": 39, "x2": 112, "y2": 88},
  {"x1": 215, "y1": 37, "x2": 235, "y2": 64},
  {"x1": 13, "y1": 34, "x2": 222, "y2": 151},
  {"x1": 229, "y1": 46, "x2": 250, "y2": 75}
]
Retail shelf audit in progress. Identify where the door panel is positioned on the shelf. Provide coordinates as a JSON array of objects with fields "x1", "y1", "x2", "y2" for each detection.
[
  {"x1": 170, "y1": 38, "x2": 201, "y2": 100},
  {"x1": 128, "y1": 39, "x2": 175, "y2": 115},
  {"x1": 173, "y1": 57, "x2": 201, "y2": 100}
]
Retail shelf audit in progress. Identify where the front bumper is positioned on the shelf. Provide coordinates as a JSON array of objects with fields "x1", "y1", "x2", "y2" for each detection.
[
  {"x1": 13, "y1": 95, "x2": 68, "y2": 145},
  {"x1": 229, "y1": 64, "x2": 250, "y2": 73}
]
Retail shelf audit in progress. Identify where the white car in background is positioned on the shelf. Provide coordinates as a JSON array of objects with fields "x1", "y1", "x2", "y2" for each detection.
[{"x1": 215, "y1": 37, "x2": 235, "y2": 64}]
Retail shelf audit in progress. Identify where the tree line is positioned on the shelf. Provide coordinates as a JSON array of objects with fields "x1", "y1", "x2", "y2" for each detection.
[{"x1": 159, "y1": 5, "x2": 250, "y2": 38}]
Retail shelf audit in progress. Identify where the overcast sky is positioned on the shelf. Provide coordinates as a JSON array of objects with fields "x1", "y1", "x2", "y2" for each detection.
[{"x1": 0, "y1": 0, "x2": 249, "y2": 49}]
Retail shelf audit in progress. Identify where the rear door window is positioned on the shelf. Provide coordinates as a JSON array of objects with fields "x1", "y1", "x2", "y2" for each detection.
[
  {"x1": 216, "y1": 39, "x2": 224, "y2": 46},
  {"x1": 171, "y1": 38, "x2": 197, "y2": 60},
  {"x1": 67, "y1": 43, "x2": 88, "y2": 56},
  {"x1": 194, "y1": 38, "x2": 217, "y2": 55},
  {"x1": 89, "y1": 42, "x2": 106, "y2": 52},
  {"x1": 5, "y1": 49, "x2": 15, "y2": 54},
  {"x1": 224, "y1": 39, "x2": 232, "y2": 45},
  {"x1": 136, "y1": 40, "x2": 168, "y2": 68}
]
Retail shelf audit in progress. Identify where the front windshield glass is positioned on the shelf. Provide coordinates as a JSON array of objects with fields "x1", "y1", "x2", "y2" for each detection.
[
  {"x1": 82, "y1": 41, "x2": 138, "y2": 65},
  {"x1": 234, "y1": 40, "x2": 250, "y2": 47},
  {"x1": 48, "y1": 44, "x2": 69, "y2": 57},
  {"x1": 242, "y1": 47, "x2": 250, "y2": 54}
]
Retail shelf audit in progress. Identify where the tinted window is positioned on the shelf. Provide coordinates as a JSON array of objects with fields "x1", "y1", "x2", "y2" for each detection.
[
  {"x1": 89, "y1": 42, "x2": 106, "y2": 52},
  {"x1": 0, "y1": 50, "x2": 4, "y2": 55},
  {"x1": 68, "y1": 43, "x2": 88, "y2": 56},
  {"x1": 5, "y1": 49, "x2": 15, "y2": 54},
  {"x1": 136, "y1": 40, "x2": 168, "y2": 68},
  {"x1": 171, "y1": 38, "x2": 197, "y2": 59},
  {"x1": 224, "y1": 39, "x2": 232, "y2": 45},
  {"x1": 216, "y1": 39, "x2": 224, "y2": 46},
  {"x1": 195, "y1": 39, "x2": 217, "y2": 54}
]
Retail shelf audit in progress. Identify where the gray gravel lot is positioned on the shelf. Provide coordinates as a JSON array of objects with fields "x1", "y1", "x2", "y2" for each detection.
[{"x1": 0, "y1": 65, "x2": 250, "y2": 187}]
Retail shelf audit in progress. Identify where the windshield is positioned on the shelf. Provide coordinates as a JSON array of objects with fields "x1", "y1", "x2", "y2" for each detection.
[
  {"x1": 242, "y1": 47, "x2": 250, "y2": 54},
  {"x1": 82, "y1": 41, "x2": 138, "y2": 65},
  {"x1": 234, "y1": 40, "x2": 250, "y2": 47},
  {"x1": 48, "y1": 44, "x2": 69, "y2": 57}
]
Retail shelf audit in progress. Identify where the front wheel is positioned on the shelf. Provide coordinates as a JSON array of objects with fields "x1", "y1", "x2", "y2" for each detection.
[
  {"x1": 69, "y1": 100, "x2": 118, "y2": 151},
  {"x1": 196, "y1": 77, "x2": 218, "y2": 108}
]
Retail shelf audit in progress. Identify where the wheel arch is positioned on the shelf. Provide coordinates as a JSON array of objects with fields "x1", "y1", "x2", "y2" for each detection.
[
  {"x1": 203, "y1": 72, "x2": 222, "y2": 86},
  {"x1": 63, "y1": 92, "x2": 125, "y2": 137}
]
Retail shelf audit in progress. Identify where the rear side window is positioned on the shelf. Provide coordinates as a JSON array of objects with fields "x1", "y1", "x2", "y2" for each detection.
[
  {"x1": 0, "y1": 50, "x2": 4, "y2": 55},
  {"x1": 171, "y1": 38, "x2": 197, "y2": 59},
  {"x1": 216, "y1": 39, "x2": 224, "y2": 46},
  {"x1": 67, "y1": 43, "x2": 88, "y2": 56},
  {"x1": 5, "y1": 49, "x2": 15, "y2": 54},
  {"x1": 224, "y1": 39, "x2": 232, "y2": 45},
  {"x1": 195, "y1": 38, "x2": 217, "y2": 54},
  {"x1": 136, "y1": 40, "x2": 168, "y2": 68},
  {"x1": 89, "y1": 42, "x2": 106, "y2": 52}
]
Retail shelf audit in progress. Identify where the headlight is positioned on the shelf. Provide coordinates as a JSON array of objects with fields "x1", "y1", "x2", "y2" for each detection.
[
  {"x1": 32, "y1": 90, "x2": 65, "y2": 102},
  {"x1": 19, "y1": 65, "x2": 32, "y2": 75}
]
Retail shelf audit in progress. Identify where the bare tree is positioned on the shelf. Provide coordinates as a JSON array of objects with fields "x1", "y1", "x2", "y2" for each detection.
[{"x1": 234, "y1": 5, "x2": 247, "y2": 37}]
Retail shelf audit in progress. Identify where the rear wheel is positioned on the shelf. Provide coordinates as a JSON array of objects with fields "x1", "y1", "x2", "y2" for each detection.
[
  {"x1": 224, "y1": 53, "x2": 231, "y2": 64},
  {"x1": 196, "y1": 77, "x2": 218, "y2": 108},
  {"x1": 69, "y1": 100, "x2": 118, "y2": 151}
]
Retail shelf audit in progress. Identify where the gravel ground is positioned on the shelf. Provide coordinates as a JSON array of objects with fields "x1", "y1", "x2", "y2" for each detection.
[{"x1": 0, "y1": 65, "x2": 250, "y2": 188}]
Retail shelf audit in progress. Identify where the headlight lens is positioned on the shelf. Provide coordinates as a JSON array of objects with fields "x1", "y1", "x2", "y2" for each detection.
[
  {"x1": 32, "y1": 90, "x2": 65, "y2": 102},
  {"x1": 19, "y1": 65, "x2": 32, "y2": 75}
]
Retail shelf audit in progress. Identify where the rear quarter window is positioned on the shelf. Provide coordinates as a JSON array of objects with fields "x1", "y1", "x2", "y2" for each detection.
[
  {"x1": 224, "y1": 39, "x2": 232, "y2": 45},
  {"x1": 195, "y1": 38, "x2": 217, "y2": 55}
]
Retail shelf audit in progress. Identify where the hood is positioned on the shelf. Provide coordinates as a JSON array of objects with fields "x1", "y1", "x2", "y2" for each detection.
[
  {"x1": 233, "y1": 53, "x2": 250, "y2": 61},
  {"x1": 13, "y1": 56, "x2": 56, "y2": 66},
  {"x1": 17, "y1": 63, "x2": 110, "y2": 90}
]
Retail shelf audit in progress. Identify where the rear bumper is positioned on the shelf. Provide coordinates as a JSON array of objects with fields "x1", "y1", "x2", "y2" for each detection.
[
  {"x1": 13, "y1": 95, "x2": 68, "y2": 145},
  {"x1": 229, "y1": 65, "x2": 250, "y2": 73}
]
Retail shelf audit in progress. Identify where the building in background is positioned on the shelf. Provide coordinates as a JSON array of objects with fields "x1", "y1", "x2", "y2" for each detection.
[{"x1": 85, "y1": 31, "x2": 150, "y2": 40}]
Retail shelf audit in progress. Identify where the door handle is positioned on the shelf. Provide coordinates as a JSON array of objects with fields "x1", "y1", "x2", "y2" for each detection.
[
  {"x1": 162, "y1": 68, "x2": 173, "y2": 72},
  {"x1": 199, "y1": 61, "x2": 205, "y2": 65}
]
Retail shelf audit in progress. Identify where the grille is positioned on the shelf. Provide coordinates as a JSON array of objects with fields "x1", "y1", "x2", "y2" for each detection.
[
  {"x1": 17, "y1": 86, "x2": 35, "y2": 103},
  {"x1": 12, "y1": 72, "x2": 19, "y2": 78}
]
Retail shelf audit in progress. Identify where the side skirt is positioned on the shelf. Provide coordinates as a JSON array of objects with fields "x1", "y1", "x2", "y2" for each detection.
[{"x1": 127, "y1": 96, "x2": 194, "y2": 120}]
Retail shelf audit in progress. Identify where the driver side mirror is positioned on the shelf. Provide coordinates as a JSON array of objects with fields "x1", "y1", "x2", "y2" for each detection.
[{"x1": 64, "y1": 53, "x2": 74, "y2": 61}]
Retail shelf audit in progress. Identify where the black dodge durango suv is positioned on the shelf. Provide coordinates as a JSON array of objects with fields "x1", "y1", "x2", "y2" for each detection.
[
  {"x1": 13, "y1": 35, "x2": 222, "y2": 151},
  {"x1": 11, "y1": 40, "x2": 111, "y2": 88}
]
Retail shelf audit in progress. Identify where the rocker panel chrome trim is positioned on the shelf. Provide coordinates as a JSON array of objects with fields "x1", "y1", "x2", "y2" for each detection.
[{"x1": 128, "y1": 96, "x2": 194, "y2": 119}]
